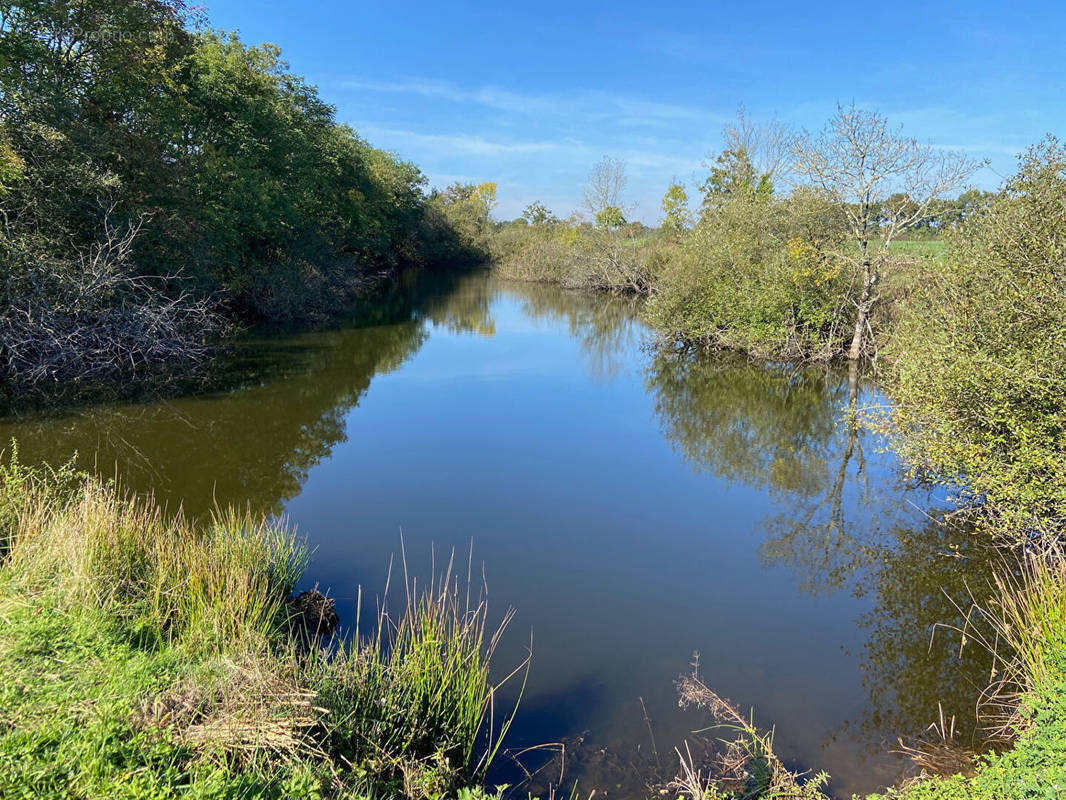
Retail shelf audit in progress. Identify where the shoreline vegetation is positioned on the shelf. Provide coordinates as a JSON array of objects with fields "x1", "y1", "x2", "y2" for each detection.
[
  {"x1": 0, "y1": 451, "x2": 525, "y2": 799},
  {"x1": 3, "y1": 2, "x2": 1065, "y2": 798},
  {"x1": 0, "y1": 2, "x2": 497, "y2": 402},
  {"x1": 3, "y1": 446, "x2": 1065, "y2": 799}
]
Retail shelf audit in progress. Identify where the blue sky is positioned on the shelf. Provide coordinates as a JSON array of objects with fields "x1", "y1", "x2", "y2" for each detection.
[{"x1": 205, "y1": 1, "x2": 1065, "y2": 222}]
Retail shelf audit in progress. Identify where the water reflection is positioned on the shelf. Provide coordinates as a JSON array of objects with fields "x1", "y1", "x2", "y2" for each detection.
[
  {"x1": 646, "y1": 351, "x2": 845, "y2": 497},
  {"x1": 0, "y1": 269, "x2": 496, "y2": 516},
  {"x1": 504, "y1": 283, "x2": 643, "y2": 383},
  {"x1": 645, "y1": 348, "x2": 997, "y2": 772}
]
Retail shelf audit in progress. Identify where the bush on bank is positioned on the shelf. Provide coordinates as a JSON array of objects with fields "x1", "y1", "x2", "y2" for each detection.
[
  {"x1": 886, "y1": 139, "x2": 1066, "y2": 543},
  {"x1": 644, "y1": 187, "x2": 856, "y2": 360},
  {"x1": 492, "y1": 217, "x2": 671, "y2": 294}
]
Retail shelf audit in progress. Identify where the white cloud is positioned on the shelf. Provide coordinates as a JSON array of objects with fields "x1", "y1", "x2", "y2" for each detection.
[
  {"x1": 335, "y1": 77, "x2": 728, "y2": 129},
  {"x1": 359, "y1": 125, "x2": 562, "y2": 157}
]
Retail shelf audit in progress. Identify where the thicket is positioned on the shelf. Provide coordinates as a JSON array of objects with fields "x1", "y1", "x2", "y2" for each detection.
[
  {"x1": 644, "y1": 185, "x2": 855, "y2": 359},
  {"x1": 886, "y1": 139, "x2": 1066, "y2": 543},
  {"x1": 492, "y1": 215, "x2": 670, "y2": 294},
  {"x1": 0, "y1": 1, "x2": 489, "y2": 392}
]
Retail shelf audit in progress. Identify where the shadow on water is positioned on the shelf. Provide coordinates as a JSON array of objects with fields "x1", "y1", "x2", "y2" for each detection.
[
  {"x1": 0, "y1": 269, "x2": 1001, "y2": 798},
  {"x1": 0, "y1": 267, "x2": 491, "y2": 516}
]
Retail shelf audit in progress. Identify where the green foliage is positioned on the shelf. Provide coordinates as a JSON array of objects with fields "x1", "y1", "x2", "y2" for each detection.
[
  {"x1": 699, "y1": 147, "x2": 772, "y2": 214},
  {"x1": 0, "y1": 124, "x2": 24, "y2": 197},
  {"x1": 886, "y1": 139, "x2": 1066, "y2": 540},
  {"x1": 869, "y1": 677, "x2": 1066, "y2": 800},
  {"x1": 660, "y1": 183, "x2": 692, "y2": 235},
  {"x1": 521, "y1": 201, "x2": 557, "y2": 227},
  {"x1": 422, "y1": 182, "x2": 498, "y2": 264},
  {"x1": 0, "y1": 1, "x2": 480, "y2": 389},
  {"x1": 645, "y1": 188, "x2": 855, "y2": 359},
  {"x1": 594, "y1": 205, "x2": 626, "y2": 230},
  {"x1": 493, "y1": 218, "x2": 667, "y2": 293},
  {"x1": 870, "y1": 549, "x2": 1066, "y2": 800}
]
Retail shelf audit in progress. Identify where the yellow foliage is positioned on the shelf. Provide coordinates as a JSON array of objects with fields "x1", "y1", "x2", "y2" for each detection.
[{"x1": 787, "y1": 236, "x2": 841, "y2": 287}]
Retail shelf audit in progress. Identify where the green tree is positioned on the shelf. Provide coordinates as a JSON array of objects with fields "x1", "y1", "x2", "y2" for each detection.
[
  {"x1": 645, "y1": 184, "x2": 852, "y2": 360},
  {"x1": 594, "y1": 205, "x2": 626, "y2": 230},
  {"x1": 660, "y1": 182, "x2": 692, "y2": 234},
  {"x1": 522, "y1": 201, "x2": 557, "y2": 227},
  {"x1": 0, "y1": 2, "x2": 481, "y2": 389},
  {"x1": 700, "y1": 146, "x2": 759, "y2": 210}
]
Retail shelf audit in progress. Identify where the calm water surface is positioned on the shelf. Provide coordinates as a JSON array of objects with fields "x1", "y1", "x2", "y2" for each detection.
[{"x1": 1, "y1": 269, "x2": 994, "y2": 797}]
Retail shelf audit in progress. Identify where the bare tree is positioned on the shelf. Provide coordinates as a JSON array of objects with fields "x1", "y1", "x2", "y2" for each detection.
[
  {"x1": 721, "y1": 108, "x2": 797, "y2": 186},
  {"x1": 793, "y1": 105, "x2": 980, "y2": 360},
  {"x1": 583, "y1": 156, "x2": 629, "y2": 226}
]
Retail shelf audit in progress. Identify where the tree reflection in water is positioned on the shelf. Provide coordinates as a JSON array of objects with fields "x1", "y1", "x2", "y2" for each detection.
[
  {"x1": 645, "y1": 350, "x2": 998, "y2": 755},
  {"x1": 0, "y1": 268, "x2": 496, "y2": 518}
]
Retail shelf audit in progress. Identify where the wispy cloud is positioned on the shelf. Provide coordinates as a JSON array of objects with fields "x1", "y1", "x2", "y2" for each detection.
[
  {"x1": 332, "y1": 75, "x2": 1023, "y2": 219},
  {"x1": 359, "y1": 125, "x2": 563, "y2": 157},
  {"x1": 335, "y1": 78, "x2": 721, "y2": 219},
  {"x1": 335, "y1": 77, "x2": 728, "y2": 130}
]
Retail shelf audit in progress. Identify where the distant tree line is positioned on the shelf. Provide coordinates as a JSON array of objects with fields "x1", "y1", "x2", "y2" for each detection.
[{"x1": 0, "y1": 0, "x2": 490, "y2": 391}]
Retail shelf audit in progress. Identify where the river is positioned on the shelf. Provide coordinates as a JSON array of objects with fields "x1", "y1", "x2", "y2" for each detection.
[{"x1": 0, "y1": 268, "x2": 995, "y2": 797}]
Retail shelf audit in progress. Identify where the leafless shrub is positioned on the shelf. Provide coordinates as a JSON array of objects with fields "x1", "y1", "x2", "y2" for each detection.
[{"x1": 0, "y1": 207, "x2": 224, "y2": 390}]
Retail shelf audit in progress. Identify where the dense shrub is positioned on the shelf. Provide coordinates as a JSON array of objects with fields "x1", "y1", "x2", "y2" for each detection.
[
  {"x1": 645, "y1": 188, "x2": 857, "y2": 359},
  {"x1": 887, "y1": 139, "x2": 1066, "y2": 540},
  {"x1": 493, "y1": 218, "x2": 670, "y2": 293}
]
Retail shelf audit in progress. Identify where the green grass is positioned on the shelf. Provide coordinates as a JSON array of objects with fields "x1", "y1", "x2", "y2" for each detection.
[
  {"x1": 879, "y1": 678, "x2": 1066, "y2": 799},
  {"x1": 886, "y1": 238, "x2": 949, "y2": 259},
  {"x1": 0, "y1": 450, "x2": 521, "y2": 799}
]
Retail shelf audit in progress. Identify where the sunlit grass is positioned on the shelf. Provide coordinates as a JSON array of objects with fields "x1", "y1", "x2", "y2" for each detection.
[{"x1": 0, "y1": 447, "x2": 522, "y2": 799}]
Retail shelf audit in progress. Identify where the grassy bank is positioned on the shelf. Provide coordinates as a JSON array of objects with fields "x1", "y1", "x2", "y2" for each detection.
[{"x1": 0, "y1": 450, "x2": 519, "y2": 800}]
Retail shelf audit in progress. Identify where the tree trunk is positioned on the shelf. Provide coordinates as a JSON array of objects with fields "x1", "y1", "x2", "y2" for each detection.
[{"x1": 847, "y1": 261, "x2": 873, "y2": 361}]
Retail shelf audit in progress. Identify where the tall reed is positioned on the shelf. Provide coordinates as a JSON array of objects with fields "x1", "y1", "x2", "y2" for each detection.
[
  {"x1": 311, "y1": 546, "x2": 527, "y2": 792},
  {"x1": 0, "y1": 447, "x2": 524, "y2": 797}
]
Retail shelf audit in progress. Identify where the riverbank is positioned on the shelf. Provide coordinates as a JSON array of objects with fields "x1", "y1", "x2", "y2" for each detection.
[
  {"x1": 1, "y1": 6, "x2": 496, "y2": 402},
  {"x1": 0, "y1": 452, "x2": 518, "y2": 800},
  {"x1": 4, "y1": 444, "x2": 1065, "y2": 800}
]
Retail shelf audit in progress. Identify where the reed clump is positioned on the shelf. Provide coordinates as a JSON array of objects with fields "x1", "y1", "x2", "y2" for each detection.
[{"x1": 0, "y1": 447, "x2": 521, "y2": 799}]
